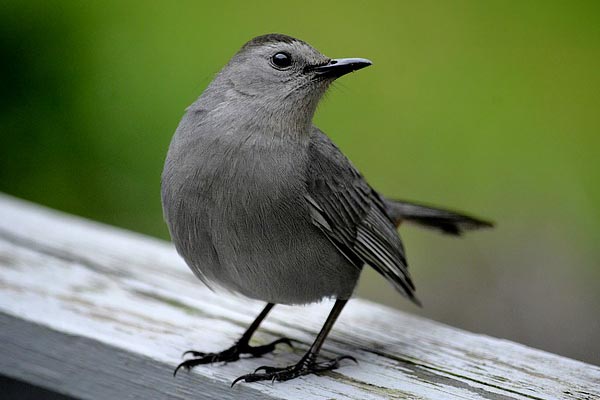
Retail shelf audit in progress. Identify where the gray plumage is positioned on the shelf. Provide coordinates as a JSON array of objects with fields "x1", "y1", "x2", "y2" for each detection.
[{"x1": 161, "y1": 33, "x2": 491, "y2": 307}]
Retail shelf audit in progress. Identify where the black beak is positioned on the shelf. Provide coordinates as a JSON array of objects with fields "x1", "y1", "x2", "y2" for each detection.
[{"x1": 312, "y1": 58, "x2": 372, "y2": 78}]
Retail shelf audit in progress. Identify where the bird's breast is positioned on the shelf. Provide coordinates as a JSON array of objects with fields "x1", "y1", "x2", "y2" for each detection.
[{"x1": 162, "y1": 120, "x2": 358, "y2": 304}]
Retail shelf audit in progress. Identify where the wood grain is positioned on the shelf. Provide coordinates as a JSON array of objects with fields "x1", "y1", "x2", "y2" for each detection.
[{"x1": 0, "y1": 194, "x2": 598, "y2": 399}]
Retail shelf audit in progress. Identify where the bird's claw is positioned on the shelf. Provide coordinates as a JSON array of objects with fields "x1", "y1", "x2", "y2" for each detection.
[
  {"x1": 182, "y1": 350, "x2": 205, "y2": 358},
  {"x1": 232, "y1": 354, "x2": 357, "y2": 386},
  {"x1": 174, "y1": 337, "x2": 294, "y2": 376}
]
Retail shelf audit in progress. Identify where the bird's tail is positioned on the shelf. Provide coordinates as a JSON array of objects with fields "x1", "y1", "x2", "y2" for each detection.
[{"x1": 383, "y1": 198, "x2": 494, "y2": 235}]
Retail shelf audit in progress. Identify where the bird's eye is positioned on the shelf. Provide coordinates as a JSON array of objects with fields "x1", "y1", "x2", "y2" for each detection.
[{"x1": 271, "y1": 52, "x2": 292, "y2": 69}]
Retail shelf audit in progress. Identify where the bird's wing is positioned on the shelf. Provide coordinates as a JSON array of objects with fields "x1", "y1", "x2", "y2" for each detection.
[{"x1": 305, "y1": 128, "x2": 419, "y2": 304}]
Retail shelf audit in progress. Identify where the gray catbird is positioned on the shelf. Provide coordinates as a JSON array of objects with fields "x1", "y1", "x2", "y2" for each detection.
[{"x1": 162, "y1": 33, "x2": 492, "y2": 384}]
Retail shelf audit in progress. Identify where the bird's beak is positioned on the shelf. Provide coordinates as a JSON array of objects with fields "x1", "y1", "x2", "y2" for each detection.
[{"x1": 313, "y1": 58, "x2": 372, "y2": 78}]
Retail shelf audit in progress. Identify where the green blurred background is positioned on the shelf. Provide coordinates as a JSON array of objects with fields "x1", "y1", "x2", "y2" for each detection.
[{"x1": 1, "y1": 1, "x2": 599, "y2": 365}]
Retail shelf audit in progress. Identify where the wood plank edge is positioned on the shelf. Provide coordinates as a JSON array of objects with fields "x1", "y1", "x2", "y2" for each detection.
[{"x1": 0, "y1": 312, "x2": 279, "y2": 400}]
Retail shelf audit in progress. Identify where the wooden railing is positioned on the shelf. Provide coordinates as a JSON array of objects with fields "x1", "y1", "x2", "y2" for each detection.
[{"x1": 0, "y1": 194, "x2": 598, "y2": 399}]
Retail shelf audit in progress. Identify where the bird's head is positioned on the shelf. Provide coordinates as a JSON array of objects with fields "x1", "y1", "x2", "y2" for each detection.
[{"x1": 208, "y1": 34, "x2": 372, "y2": 128}]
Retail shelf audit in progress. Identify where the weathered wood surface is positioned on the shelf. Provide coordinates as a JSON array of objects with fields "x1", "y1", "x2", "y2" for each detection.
[{"x1": 0, "y1": 194, "x2": 598, "y2": 400}]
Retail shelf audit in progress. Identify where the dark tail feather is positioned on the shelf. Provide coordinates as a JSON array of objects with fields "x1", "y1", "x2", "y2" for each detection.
[{"x1": 384, "y1": 198, "x2": 494, "y2": 236}]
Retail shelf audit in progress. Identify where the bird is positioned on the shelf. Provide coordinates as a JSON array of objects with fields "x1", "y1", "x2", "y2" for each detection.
[{"x1": 161, "y1": 33, "x2": 492, "y2": 385}]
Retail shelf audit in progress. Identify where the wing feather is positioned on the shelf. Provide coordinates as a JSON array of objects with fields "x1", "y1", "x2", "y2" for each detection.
[{"x1": 306, "y1": 128, "x2": 420, "y2": 304}]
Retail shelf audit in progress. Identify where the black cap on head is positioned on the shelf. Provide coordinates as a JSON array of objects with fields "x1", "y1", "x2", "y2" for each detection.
[{"x1": 242, "y1": 33, "x2": 306, "y2": 50}]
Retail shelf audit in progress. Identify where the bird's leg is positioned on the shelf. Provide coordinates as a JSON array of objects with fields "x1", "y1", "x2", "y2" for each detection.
[
  {"x1": 174, "y1": 303, "x2": 293, "y2": 376},
  {"x1": 232, "y1": 299, "x2": 356, "y2": 385}
]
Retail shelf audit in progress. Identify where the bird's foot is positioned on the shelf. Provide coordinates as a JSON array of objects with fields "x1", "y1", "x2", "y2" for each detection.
[
  {"x1": 231, "y1": 354, "x2": 357, "y2": 385},
  {"x1": 174, "y1": 337, "x2": 293, "y2": 376}
]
